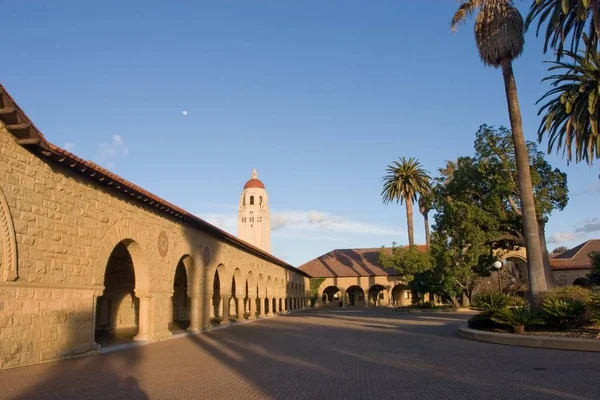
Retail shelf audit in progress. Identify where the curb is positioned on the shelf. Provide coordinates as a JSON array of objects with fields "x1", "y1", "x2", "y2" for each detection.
[
  {"x1": 394, "y1": 308, "x2": 476, "y2": 313},
  {"x1": 458, "y1": 324, "x2": 600, "y2": 352}
]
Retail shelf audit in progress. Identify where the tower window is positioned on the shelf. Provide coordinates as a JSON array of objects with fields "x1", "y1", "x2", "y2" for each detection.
[
  {"x1": 259, "y1": 196, "x2": 263, "y2": 205},
  {"x1": 250, "y1": 196, "x2": 254, "y2": 205}
]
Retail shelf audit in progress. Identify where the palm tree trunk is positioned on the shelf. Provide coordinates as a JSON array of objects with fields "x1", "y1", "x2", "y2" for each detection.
[
  {"x1": 500, "y1": 60, "x2": 548, "y2": 306},
  {"x1": 424, "y1": 212, "x2": 430, "y2": 250},
  {"x1": 537, "y1": 219, "x2": 555, "y2": 289},
  {"x1": 406, "y1": 198, "x2": 414, "y2": 246}
]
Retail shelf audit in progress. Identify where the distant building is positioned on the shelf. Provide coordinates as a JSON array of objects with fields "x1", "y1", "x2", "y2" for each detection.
[
  {"x1": 549, "y1": 240, "x2": 600, "y2": 286},
  {"x1": 237, "y1": 169, "x2": 271, "y2": 253}
]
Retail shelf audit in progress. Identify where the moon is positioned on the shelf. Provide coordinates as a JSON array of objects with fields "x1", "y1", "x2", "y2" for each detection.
[{"x1": 182, "y1": 110, "x2": 188, "y2": 116}]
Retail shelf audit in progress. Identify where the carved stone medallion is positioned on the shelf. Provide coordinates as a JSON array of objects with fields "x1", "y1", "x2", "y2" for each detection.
[
  {"x1": 0, "y1": 185, "x2": 17, "y2": 281},
  {"x1": 203, "y1": 246, "x2": 211, "y2": 266},
  {"x1": 158, "y1": 231, "x2": 169, "y2": 257}
]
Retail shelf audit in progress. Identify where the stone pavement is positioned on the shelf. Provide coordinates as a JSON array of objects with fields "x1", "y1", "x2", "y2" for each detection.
[{"x1": 1, "y1": 308, "x2": 599, "y2": 400}]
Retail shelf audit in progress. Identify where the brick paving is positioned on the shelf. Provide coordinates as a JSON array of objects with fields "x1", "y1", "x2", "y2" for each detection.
[{"x1": 1, "y1": 308, "x2": 599, "y2": 400}]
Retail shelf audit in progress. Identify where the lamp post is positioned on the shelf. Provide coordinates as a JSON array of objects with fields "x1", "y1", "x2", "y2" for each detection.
[{"x1": 493, "y1": 260, "x2": 503, "y2": 292}]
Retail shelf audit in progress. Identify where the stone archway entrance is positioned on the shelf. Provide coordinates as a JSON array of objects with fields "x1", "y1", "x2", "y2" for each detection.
[
  {"x1": 322, "y1": 286, "x2": 341, "y2": 307},
  {"x1": 170, "y1": 258, "x2": 190, "y2": 333},
  {"x1": 95, "y1": 240, "x2": 149, "y2": 346},
  {"x1": 346, "y1": 285, "x2": 365, "y2": 307},
  {"x1": 391, "y1": 284, "x2": 410, "y2": 306},
  {"x1": 368, "y1": 285, "x2": 386, "y2": 307},
  {"x1": 212, "y1": 270, "x2": 221, "y2": 324}
]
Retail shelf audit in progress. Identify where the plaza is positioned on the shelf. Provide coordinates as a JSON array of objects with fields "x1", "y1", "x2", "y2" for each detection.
[{"x1": 1, "y1": 308, "x2": 599, "y2": 400}]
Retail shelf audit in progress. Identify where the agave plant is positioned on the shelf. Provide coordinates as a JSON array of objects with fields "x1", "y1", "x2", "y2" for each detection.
[
  {"x1": 542, "y1": 297, "x2": 587, "y2": 329},
  {"x1": 492, "y1": 304, "x2": 543, "y2": 334},
  {"x1": 471, "y1": 292, "x2": 511, "y2": 317}
]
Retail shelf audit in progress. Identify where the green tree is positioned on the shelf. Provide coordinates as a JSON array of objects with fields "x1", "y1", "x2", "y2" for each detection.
[
  {"x1": 536, "y1": 48, "x2": 600, "y2": 165},
  {"x1": 381, "y1": 157, "x2": 432, "y2": 246},
  {"x1": 378, "y1": 244, "x2": 434, "y2": 283},
  {"x1": 473, "y1": 125, "x2": 569, "y2": 288},
  {"x1": 451, "y1": 1, "x2": 550, "y2": 301},
  {"x1": 587, "y1": 251, "x2": 600, "y2": 286},
  {"x1": 526, "y1": 0, "x2": 600, "y2": 60},
  {"x1": 551, "y1": 245, "x2": 570, "y2": 255}
]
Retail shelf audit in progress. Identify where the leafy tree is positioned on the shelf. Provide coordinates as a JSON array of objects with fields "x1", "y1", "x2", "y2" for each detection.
[
  {"x1": 587, "y1": 251, "x2": 600, "y2": 286},
  {"x1": 551, "y1": 245, "x2": 570, "y2": 255},
  {"x1": 378, "y1": 244, "x2": 434, "y2": 283},
  {"x1": 472, "y1": 125, "x2": 569, "y2": 287},
  {"x1": 381, "y1": 157, "x2": 432, "y2": 246},
  {"x1": 526, "y1": 0, "x2": 600, "y2": 60},
  {"x1": 536, "y1": 48, "x2": 600, "y2": 165},
  {"x1": 451, "y1": 1, "x2": 550, "y2": 299}
]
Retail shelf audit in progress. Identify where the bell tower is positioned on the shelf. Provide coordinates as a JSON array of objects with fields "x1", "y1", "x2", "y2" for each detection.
[{"x1": 238, "y1": 169, "x2": 271, "y2": 253}]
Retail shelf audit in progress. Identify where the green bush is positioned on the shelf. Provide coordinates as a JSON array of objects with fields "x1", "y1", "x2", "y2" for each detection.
[
  {"x1": 588, "y1": 294, "x2": 600, "y2": 324},
  {"x1": 492, "y1": 304, "x2": 543, "y2": 334},
  {"x1": 471, "y1": 292, "x2": 510, "y2": 317},
  {"x1": 468, "y1": 314, "x2": 495, "y2": 330},
  {"x1": 542, "y1": 286, "x2": 592, "y2": 304},
  {"x1": 542, "y1": 297, "x2": 587, "y2": 329}
]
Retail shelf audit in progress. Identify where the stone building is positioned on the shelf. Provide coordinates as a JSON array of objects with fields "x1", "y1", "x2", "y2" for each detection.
[
  {"x1": 0, "y1": 84, "x2": 310, "y2": 370},
  {"x1": 298, "y1": 247, "x2": 423, "y2": 307},
  {"x1": 237, "y1": 169, "x2": 270, "y2": 253}
]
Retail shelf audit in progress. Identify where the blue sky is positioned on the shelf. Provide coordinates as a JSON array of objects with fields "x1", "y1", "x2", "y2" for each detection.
[{"x1": 2, "y1": 1, "x2": 599, "y2": 266}]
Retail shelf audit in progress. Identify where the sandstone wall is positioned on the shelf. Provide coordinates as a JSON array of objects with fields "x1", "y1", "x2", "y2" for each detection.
[{"x1": 0, "y1": 124, "x2": 309, "y2": 370}]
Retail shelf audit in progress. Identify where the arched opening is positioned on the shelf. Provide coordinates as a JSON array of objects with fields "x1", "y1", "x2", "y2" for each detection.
[
  {"x1": 95, "y1": 242, "x2": 139, "y2": 346},
  {"x1": 346, "y1": 285, "x2": 365, "y2": 307},
  {"x1": 322, "y1": 286, "x2": 341, "y2": 307},
  {"x1": 391, "y1": 284, "x2": 410, "y2": 307},
  {"x1": 170, "y1": 258, "x2": 190, "y2": 333},
  {"x1": 573, "y1": 277, "x2": 589, "y2": 287},
  {"x1": 250, "y1": 196, "x2": 254, "y2": 205},
  {"x1": 368, "y1": 284, "x2": 386, "y2": 306},
  {"x1": 259, "y1": 196, "x2": 263, "y2": 206},
  {"x1": 212, "y1": 270, "x2": 221, "y2": 323}
]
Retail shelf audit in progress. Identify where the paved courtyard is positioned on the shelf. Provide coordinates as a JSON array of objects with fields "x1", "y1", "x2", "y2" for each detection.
[{"x1": 1, "y1": 308, "x2": 598, "y2": 400}]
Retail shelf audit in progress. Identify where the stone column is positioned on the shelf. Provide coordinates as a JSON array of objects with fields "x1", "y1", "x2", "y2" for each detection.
[
  {"x1": 232, "y1": 297, "x2": 242, "y2": 322},
  {"x1": 220, "y1": 294, "x2": 231, "y2": 326},
  {"x1": 187, "y1": 294, "x2": 201, "y2": 333},
  {"x1": 247, "y1": 296, "x2": 256, "y2": 319},
  {"x1": 201, "y1": 292, "x2": 212, "y2": 331},
  {"x1": 266, "y1": 298, "x2": 273, "y2": 316},
  {"x1": 258, "y1": 297, "x2": 266, "y2": 318},
  {"x1": 134, "y1": 291, "x2": 152, "y2": 341},
  {"x1": 364, "y1": 293, "x2": 369, "y2": 307}
]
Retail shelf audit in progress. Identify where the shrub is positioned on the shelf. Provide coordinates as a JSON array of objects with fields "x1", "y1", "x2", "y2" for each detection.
[
  {"x1": 492, "y1": 304, "x2": 543, "y2": 334},
  {"x1": 542, "y1": 297, "x2": 587, "y2": 329},
  {"x1": 588, "y1": 294, "x2": 600, "y2": 324},
  {"x1": 471, "y1": 292, "x2": 510, "y2": 317},
  {"x1": 542, "y1": 286, "x2": 592, "y2": 304}
]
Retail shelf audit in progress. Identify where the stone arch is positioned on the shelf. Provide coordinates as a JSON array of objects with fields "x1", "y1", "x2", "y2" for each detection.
[
  {"x1": 95, "y1": 219, "x2": 152, "y2": 291},
  {"x1": 232, "y1": 268, "x2": 243, "y2": 319},
  {"x1": 346, "y1": 285, "x2": 365, "y2": 307},
  {"x1": 391, "y1": 284, "x2": 410, "y2": 307},
  {"x1": 573, "y1": 277, "x2": 588, "y2": 287},
  {"x1": 322, "y1": 286, "x2": 341, "y2": 307},
  {"x1": 368, "y1": 284, "x2": 386, "y2": 306},
  {"x1": 170, "y1": 255, "x2": 193, "y2": 332},
  {"x1": 0, "y1": 184, "x2": 17, "y2": 281},
  {"x1": 94, "y1": 239, "x2": 151, "y2": 346},
  {"x1": 211, "y1": 264, "x2": 228, "y2": 323}
]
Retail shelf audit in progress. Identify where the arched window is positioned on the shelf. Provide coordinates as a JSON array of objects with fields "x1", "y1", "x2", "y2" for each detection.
[
  {"x1": 250, "y1": 196, "x2": 254, "y2": 205},
  {"x1": 259, "y1": 196, "x2": 263, "y2": 205}
]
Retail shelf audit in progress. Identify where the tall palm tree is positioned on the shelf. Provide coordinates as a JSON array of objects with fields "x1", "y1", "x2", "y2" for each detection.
[
  {"x1": 381, "y1": 157, "x2": 432, "y2": 246},
  {"x1": 451, "y1": 1, "x2": 549, "y2": 299},
  {"x1": 536, "y1": 47, "x2": 600, "y2": 164},
  {"x1": 526, "y1": 0, "x2": 600, "y2": 60},
  {"x1": 418, "y1": 194, "x2": 432, "y2": 250}
]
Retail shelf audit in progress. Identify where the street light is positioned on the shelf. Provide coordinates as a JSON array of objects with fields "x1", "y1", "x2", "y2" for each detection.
[{"x1": 492, "y1": 260, "x2": 503, "y2": 292}]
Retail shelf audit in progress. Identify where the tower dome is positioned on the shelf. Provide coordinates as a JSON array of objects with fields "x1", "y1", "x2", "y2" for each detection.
[{"x1": 238, "y1": 169, "x2": 270, "y2": 253}]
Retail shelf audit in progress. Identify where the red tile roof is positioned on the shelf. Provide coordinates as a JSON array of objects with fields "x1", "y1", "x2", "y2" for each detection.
[
  {"x1": 0, "y1": 83, "x2": 309, "y2": 277},
  {"x1": 244, "y1": 179, "x2": 265, "y2": 189},
  {"x1": 549, "y1": 240, "x2": 600, "y2": 270},
  {"x1": 298, "y1": 246, "x2": 427, "y2": 278}
]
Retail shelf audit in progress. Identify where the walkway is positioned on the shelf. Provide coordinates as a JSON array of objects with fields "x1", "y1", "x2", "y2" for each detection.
[{"x1": 1, "y1": 308, "x2": 598, "y2": 399}]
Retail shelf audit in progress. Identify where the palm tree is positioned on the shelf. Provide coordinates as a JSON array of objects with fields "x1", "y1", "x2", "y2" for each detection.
[
  {"x1": 526, "y1": 0, "x2": 600, "y2": 60},
  {"x1": 418, "y1": 194, "x2": 432, "y2": 250},
  {"x1": 451, "y1": 1, "x2": 549, "y2": 300},
  {"x1": 536, "y1": 46, "x2": 600, "y2": 164},
  {"x1": 381, "y1": 157, "x2": 432, "y2": 246}
]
